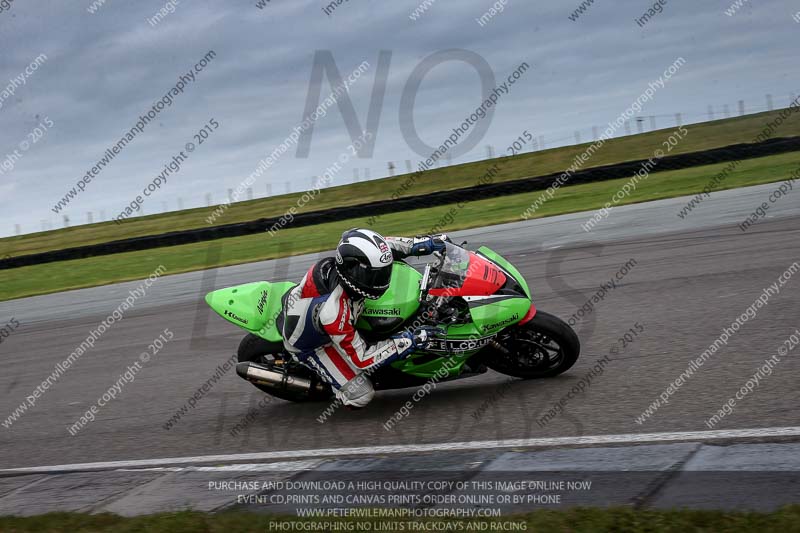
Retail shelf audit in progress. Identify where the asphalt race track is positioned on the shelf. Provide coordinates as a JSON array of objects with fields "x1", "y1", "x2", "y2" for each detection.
[{"x1": 1, "y1": 182, "x2": 799, "y2": 475}]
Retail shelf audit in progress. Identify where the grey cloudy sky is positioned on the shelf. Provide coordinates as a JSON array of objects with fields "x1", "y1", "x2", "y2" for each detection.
[{"x1": 0, "y1": 0, "x2": 797, "y2": 236}]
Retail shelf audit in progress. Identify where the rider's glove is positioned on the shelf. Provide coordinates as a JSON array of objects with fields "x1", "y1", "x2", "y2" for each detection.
[
  {"x1": 408, "y1": 326, "x2": 446, "y2": 353},
  {"x1": 412, "y1": 326, "x2": 445, "y2": 348},
  {"x1": 391, "y1": 326, "x2": 444, "y2": 357},
  {"x1": 409, "y1": 235, "x2": 449, "y2": 256},
  {"x1": 432, "y1": 234, "x2": 451, "y2": 251}
]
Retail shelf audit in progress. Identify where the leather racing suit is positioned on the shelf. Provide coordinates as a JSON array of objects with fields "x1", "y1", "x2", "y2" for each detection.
[{"x1": 278, "y1": 236, "x2": 440, "y2": 407}]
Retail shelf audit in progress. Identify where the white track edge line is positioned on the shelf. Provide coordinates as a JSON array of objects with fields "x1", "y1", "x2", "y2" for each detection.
[{"x1": 3, "y1": 426, "x2": 799, "y2": 474}]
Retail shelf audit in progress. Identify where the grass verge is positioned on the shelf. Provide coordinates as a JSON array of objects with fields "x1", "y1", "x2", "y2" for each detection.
[
  {"x1": 1, "y1": 507, "x2": 800, "y2": 532},
  {"x1": 2, "y1": 108, "x2": 800, "y2": 258},
  {"x1": 1, "y1": 150, "x2": 798, "y2": 302}
]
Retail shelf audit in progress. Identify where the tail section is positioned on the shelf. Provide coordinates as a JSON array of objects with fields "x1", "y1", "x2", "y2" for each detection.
[{"x1": 205, "y1": 281, "x2": 296, "y2": 342}]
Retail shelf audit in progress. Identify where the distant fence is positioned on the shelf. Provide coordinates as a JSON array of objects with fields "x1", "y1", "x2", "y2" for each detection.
[{"x1": 2, "y1": 136, "x2": 799, "y2": 270}]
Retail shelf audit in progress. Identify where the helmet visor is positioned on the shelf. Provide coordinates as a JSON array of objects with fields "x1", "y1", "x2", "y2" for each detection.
[{"x1": 342, "y1": 258, "x2": 392, "y2": 291}]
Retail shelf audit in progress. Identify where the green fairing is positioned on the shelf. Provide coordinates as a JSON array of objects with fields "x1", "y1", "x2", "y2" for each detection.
[
  {"x1": 358, "y1": 262, "x2": 422, "y2": 330},
  {"x1": 205, "y1": 248, "x2": 533, "y2": 379},
  {"x1": 392, "y1": 350, "x2": 475, "y2": 379},
  {"x1": 469, "y1": 297, "x2": 530, "y2": 334},
  {"x1": 477, "y1": 246, "x2": 531, "y2": 299},
  {"x1": 393, "y1": 297, "x2": 529, "y2": 379},
  {"x1": 205, "y1": 281, "x2": 296, "y2": 342}
]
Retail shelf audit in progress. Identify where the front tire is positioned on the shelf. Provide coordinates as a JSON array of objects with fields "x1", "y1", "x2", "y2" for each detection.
[
  {"x1": 486, "y1": 311, "x2": 580, "y2": 379},
  {"x1": 237, "y1": 334, "x2": 332, "y2": 403}
]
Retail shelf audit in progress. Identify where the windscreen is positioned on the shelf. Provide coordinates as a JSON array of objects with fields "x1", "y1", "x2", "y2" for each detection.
[{"x1": 431, "y1": 242, "x2": 473, "y2": 291}]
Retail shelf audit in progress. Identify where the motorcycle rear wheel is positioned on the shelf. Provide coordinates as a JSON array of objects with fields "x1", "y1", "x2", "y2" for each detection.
[
  {"x1": 237, "y1": 334, "x2": 333, "y2": 402},
  {"x1": 486, "y1": 311, "x2": 580, "y2": 379}
]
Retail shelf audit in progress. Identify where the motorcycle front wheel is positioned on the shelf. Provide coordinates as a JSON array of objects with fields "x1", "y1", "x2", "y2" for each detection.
[{"x1": 486, "y1": 311, "x2": 580, "y2": 379}]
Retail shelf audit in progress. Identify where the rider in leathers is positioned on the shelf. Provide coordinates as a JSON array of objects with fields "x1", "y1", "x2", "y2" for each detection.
[{"x1": 278, "y1": 228, "x2": 447, "y2": 408}]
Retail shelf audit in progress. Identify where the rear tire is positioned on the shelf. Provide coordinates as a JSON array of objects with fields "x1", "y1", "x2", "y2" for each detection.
[
  {"x1": 237, "y1": 333, "x2": 281, "y2": 364},
  {"x1": 485, "y1": 311, "x2": 580, "y2": 379},
  {"x1": 237, "y1": 334, "x2": 332, "y2": 403}
]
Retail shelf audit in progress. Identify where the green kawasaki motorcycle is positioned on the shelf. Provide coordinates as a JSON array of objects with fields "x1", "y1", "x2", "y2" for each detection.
[{"x1": 206, "y1": 241, "x2": 580, "y2": 402}]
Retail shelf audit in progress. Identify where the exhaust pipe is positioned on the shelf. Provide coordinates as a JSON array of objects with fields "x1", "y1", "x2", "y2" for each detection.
[{"x1": 236, "y1": 361, "x2": 314, "y2": 394}]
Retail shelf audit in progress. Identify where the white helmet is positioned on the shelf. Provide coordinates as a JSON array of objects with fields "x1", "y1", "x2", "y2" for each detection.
[{"x1": 335, "y1": 229, "x2": 394, "y2": 300}]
